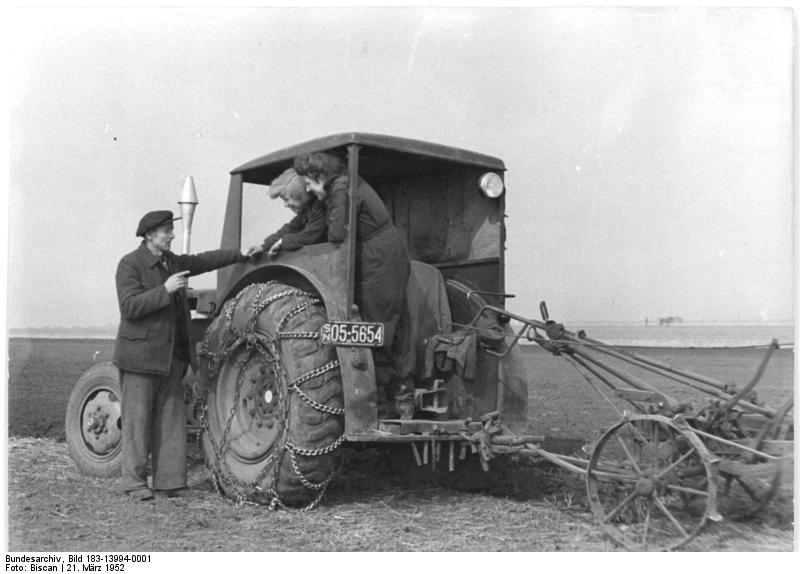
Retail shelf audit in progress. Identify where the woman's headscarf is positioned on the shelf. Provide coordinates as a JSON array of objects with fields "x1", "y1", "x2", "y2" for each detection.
[{"x1": 268, "y1": 168, "x2": 306, "y2": 200}]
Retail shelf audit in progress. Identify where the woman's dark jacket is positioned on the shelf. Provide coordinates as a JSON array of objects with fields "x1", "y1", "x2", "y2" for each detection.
[
  {"x1": 326, "y1": 175, "x2": 411, "y2": 350},
  {"x1": 261, "y1": 198, "x2": 327, "y2": 252}
]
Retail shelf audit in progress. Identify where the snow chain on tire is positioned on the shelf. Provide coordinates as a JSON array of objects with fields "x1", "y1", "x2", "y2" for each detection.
[{"x1": 197, "y1": 281, "x2": 345, "y2": 510}]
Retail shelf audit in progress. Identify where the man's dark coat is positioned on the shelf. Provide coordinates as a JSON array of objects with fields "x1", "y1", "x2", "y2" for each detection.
[{"x1": 113, "y1": 243, "x2": 244, "y2": 376}]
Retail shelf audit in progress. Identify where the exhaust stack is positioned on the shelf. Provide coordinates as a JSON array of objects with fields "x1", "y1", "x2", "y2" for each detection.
[{"x1": 178, "y1": 176, "x2": 199, "y2": 255}]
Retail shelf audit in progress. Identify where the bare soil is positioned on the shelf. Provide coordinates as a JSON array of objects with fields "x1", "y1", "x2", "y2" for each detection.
[{"x1": 5, "y1": 338, "x2": 796, "y2": 552}]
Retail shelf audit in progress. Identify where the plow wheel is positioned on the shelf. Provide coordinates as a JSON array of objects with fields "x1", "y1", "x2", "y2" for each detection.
[
  {"x1": 199, "y1": 282, "x2": 344, "y2": 509},
  {"x1": 586, "y1": 415, "x2": 720, "y2": 551}
]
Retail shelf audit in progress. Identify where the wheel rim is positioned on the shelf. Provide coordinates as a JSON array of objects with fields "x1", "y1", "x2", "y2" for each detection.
[
  {"x1": 80, "y1": 387, "x2": 122, "y2": 460},
  {"x1": 586, "y1": 415, "x2": 717, "y2": 551},
  {"x1": 213, "y1": 346, "x2": 285, "y2": 463}
]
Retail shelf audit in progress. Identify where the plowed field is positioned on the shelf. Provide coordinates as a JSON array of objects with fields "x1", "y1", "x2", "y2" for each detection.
[{"x1": 6, "y1": 338, "x2": 795, "y2": 552}]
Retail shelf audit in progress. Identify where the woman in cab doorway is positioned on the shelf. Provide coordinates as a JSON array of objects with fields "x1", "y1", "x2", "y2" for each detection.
[{"x1": 294, "y1": 152, "x2": 414, "y2": 418}]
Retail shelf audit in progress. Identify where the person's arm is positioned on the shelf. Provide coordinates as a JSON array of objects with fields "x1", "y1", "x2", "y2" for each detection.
[
  {"x1": 173, "y1": 248, "x2": 247, "y2": 276},
  {"x1": 327, "y1": 177, "x2": 349, "y2": 243},
  {"x1": 281, "y1": 202, "x2": 328, "y2": 250},
  {"x1": 260, "y1": 213, "x2": 307, "y2": 252},
  {"x1": 116, "y1": 258, "x2": 172, "y2": 319}
]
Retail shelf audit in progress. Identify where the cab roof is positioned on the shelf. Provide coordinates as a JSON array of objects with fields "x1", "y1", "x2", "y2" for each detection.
[{"x1": 231, "y1": 132, "x2": 505, "y2": 185}]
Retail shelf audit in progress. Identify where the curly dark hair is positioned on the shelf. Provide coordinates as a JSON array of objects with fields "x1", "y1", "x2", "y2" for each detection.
[{"x1": 293, "y1": 151, "x2": 347, "y2": 183}]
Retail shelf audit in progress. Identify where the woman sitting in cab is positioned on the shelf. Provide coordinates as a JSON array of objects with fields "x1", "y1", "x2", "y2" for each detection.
[{"x1": 246, "y1": 167, "x2": 327, "y2": 259}]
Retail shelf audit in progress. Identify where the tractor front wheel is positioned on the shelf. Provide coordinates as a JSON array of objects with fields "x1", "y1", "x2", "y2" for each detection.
[{"x1": 65, "y1": 362, "x2": 123, "y2": 477}]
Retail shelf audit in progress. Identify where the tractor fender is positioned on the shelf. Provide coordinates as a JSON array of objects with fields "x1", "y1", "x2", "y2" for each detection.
[{"x1": 212, "y1": 261, "x2": 378, "y2": 435}]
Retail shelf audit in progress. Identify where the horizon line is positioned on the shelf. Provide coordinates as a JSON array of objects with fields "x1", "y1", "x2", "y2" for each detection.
[{"x1": 7, "y1": 318, "x2": 796, "y2": 332}]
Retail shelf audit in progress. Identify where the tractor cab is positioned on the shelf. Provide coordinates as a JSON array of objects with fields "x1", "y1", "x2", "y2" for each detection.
[
  {"x1": 211, "y1": 132, "x2": 508, "y2": 313},
  {"x1": 197, "y1": 133, "x2": 527, "y2": 436}
]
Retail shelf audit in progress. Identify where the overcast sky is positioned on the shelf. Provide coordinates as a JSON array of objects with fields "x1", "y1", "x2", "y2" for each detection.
[{"x1": 5, "y1": 6, "x2": 795, "y2": 329}]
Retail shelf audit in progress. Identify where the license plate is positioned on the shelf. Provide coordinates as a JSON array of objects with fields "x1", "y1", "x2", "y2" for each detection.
[{"x1": 320, "y1": 321, "x2": 384, "y2": 347}]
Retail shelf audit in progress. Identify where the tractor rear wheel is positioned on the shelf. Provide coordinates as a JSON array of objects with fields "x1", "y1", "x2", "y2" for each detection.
[
  {"x1": 199, "y1": 282, "x2": 344, "y2": 509},
  {"x1": 65, "y1": 362, "x2": 123, "y2": 477}
]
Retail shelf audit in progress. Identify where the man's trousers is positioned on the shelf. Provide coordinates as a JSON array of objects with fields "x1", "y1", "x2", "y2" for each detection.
[{"x1": 119, "y1": 358, "x2": 187, "y2": 492}]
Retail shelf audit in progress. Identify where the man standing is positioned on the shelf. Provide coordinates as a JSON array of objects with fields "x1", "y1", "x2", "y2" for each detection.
[{"x1": 113, "y1": 210, "x2": 249, "y2": 500}]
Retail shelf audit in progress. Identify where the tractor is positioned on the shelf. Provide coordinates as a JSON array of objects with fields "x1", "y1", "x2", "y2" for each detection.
[
  {"x1": 65, "y1": 133, "x2": 530, "y2": 508},
  {"x1": 65, "y1": 133, "x2": 794, "y2": 550}
]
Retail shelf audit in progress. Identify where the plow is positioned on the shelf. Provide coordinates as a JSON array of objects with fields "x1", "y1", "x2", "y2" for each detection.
[{"x1": 391, "y1": 300, "x2": 794, "y2": 551}]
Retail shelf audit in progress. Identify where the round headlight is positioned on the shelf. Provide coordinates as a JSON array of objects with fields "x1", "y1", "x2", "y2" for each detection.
[{"x1": 479, "y1": 172, "x2": 505, "y2": 198}]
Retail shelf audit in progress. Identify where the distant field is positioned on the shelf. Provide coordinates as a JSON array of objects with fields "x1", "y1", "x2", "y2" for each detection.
[
  {"x1": 7, "y1": 337, "x2": 794, "y2": 441},
  {"x1": 8, "y1": 338, "x2": 117, "y2": 439}
]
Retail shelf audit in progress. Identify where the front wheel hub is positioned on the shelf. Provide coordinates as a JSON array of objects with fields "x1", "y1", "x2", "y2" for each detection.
[{"x1": 81, "y1": 390, "x2": 121, "y2": 455}]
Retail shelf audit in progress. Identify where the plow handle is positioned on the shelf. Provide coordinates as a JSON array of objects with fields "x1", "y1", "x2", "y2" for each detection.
[
  {"x1": 539, "y1": 301, "x2": 550, "y2": 321},
  {"x1": 723, "y1": 339, "x2": 779, "y2": 412}
]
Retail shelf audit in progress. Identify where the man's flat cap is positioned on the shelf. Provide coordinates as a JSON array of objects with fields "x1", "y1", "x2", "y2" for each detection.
[{"x1": 136, "y1": 210, "x2": 182, "y2": 237}]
